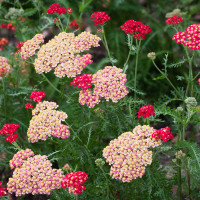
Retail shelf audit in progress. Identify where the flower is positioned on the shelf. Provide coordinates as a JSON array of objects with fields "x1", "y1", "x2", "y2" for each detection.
[
  {"x1": 176, "y1": 106, "x2": 183, "y2": 113},
  {"x1": 62, "y1": 163, "x2": 71, "y2": 171},
  {"x1": 34, "y1": 32, "x2": 100, "y2": 78},
  {"x1": 66, "y1": 8, "x2": 73, "y2": 14},
  {"x1": 47, "y1": 3, "x2": 66, "y2": 15},
  {"x1": 61, "y1": 171, "x2": 88, "y2": 194},
  {"x1": 0, "y1": 181, "x2": 7, "y2": 197},
  {"x1": 165, "y1": 16, "x2": 183, "y2": 25},
  {"x1": 20, "y1": 34, "x2": 45, "y2": 59},
  {"x1": 152, "y1": 126, "x2": 174, "y2": 141},
  {"x1": 103, "y1": 125, "x2": 162, "y2": 182},
  {"x1": 16, "y1": 41, "x2": 26, "y2": 53},
  {"x1": 25, "y1": 103, "x2": 33, "y2": 109},
  {"x1": 172, "y1": 32, "x2": 186, "y2": 44},
  {"x1": 166, "y1": 8, "x2": 183, "y2": 18},
  {"x1": 120, "y1": 20, "x2": 152, "y2": 40},
  {"x1": 6, "y1": 133, "x2": 19, "y2": 143},
  {"x1": 5, "y1": 8, "x2": 24, "y2": 20},
  {"x1": 184, "y1": 97, "x2": 197, "y2": 108},
  {"x1": 68, "y1": 19, "x2": 79, "y2": 29},
  {"x1": 30, "y1": 91, "x2": 46, "y2": 102},
  {"x1": 27, "y1": 101, "x2": 69, "y2": 143},
  {"x1": 147, "y1": 52, "x2": 156, "y2": 60},
  {"x1": 198, "y1": 78, "x2": 200, "y2": 85},
  {"x1": 7, "y1": 152, "x2": 64, "y2": 196},
  {"x1": 97, "y1": 28, "x2": 102, "y2": 33},
  {"x1": 1, "y1": 23, "x2": 15, "y2": 30},
  {"x1": 95, "y1": 158, "x2": 105, "y2": 167},
  {"x1": 138, "y1": 105, "x2": 155, "y2": 119},
  {"x1": 53, "y1": 17, "x2": 60, "y2": 23},
  {"x1": 91, "y1": 12, "x2": 110, "y2": 26},
  {"x1": 0, "y1": 38, "x2": 8, "y2": 50},
  {"x1": 70, "y1": 74, "x2": 93, "y2": 91},
  {"x1": 0, "y1": 56, "x2": 11, "y2": 77}
]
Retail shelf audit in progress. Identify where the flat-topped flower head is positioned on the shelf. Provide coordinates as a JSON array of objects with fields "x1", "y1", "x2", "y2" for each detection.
[
  {"x1": 152, "y1": 126, "x2": 174, "y2": 141},
  {"x1": 27, "y1": 101, "x2": 70, "y2": 143},
  {"x1": 0, "y1": 181, "x2": 7, "y2": 197},
  {"x1": 138, "y1": 105, "x2": 155, "y2": 119},
  {"x1": 34, "y1": 32, "x2": 100, "y2": 78},
  {"x1": 30, "y1": 91, "x2": 46, "y2": 102},
  {"x1": 7, "y1": 153, "x2": 64, "y2": 196},
  {"x1": 25, "y1": 103, "x2": 33, "y2": 109},
  {"x1": 69, "y1": 19, "x2": 79, "y2": 29},
  {"x1": 47, "y1": 3, "x2": 66, "y2": 15},
  {"x1": 120, "y1": 20, "x2": 152, "y2": 40},
  {"x1": 103, "y1": 125, "x2": 161, "y2": 182},
  {"x1": 20, "y1": 34, "x2": 45, "y2": 59},
  {"x1": 91, "y1": 12, "x2": 110, "y2": 26},
  {"x1": 61, "y1": 171, "x2": 88, "y2": 194},
  {"x1": 0, "y1": 56, "x2": 11, "y2": 77},
  {"x1": 165, "y1": 16, "x2": 183, "y2": 25}
]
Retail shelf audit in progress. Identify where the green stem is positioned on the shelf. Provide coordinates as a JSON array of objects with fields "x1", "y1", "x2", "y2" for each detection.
[
  {"x1": 177, "y1": 159, "x2": 182, "y2": 200},
  {"x1": 12, "y1": 142, "x2": 22, "y2": 151},
  {"x1": 2, "y1": 77, "x2": 7, "y2": 120},
  {"x1": 152, "y1": 60, "x2": 182, "y2": 98},
  {"x1": 100, "y1": 167, "x2": 110, "y2": 200},
  {"x1": 41, "y1": 73, "x2": 68, "y2": 99},
  {"x1": 187, "y1": 171, "x2": 191, "y2": 200},
  {"x1": 123, "y1": 34, "x2": 134, "y2": 73},
  {"x1": 102, "y1": 26, "x2": 114, "y2": 66},
  {"x1": 193, "y1": 71, "x2": 200, "y2": 80}
]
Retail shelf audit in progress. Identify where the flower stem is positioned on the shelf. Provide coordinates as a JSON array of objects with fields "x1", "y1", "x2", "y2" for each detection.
[
  {"x1": 152, "y1": 60, "x2": 182, "y2": 98},
  {"x1": 2, "y1": 77, "x2": 7, "y2": 120},
  {"x1": 102, "y1": 26, "x2": 114, "y2": 66},
  {"x1": 123, "y1": 34, "x2": 134, "y2": 73},
  {"x1": 12, "y1": 142, "x2": 22, "y2": 151},
  {"x1": 100, "y1": 166, "x2": 110, "y2": 199}
]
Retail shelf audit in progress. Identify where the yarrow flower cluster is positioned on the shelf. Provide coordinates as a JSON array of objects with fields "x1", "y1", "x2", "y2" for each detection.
[
  {"x1": 152, "y1": 126, "x2": 174, "y2": 141},
  {"x1": 69, "y1": 19, "x2": 80, "y2": 29},
  {"x1": 120, "y1": 20, "x2": 152, "y2": 40},
  {"x1": 77, "y1": 66, "x2": 128, "y2": 108},
  {"x1": 0, "y1": 56, "x2": 11, "y2": 77},
  {"x1": 47, "y1": 3, "x2": 65, "y2": 15},
  {"x1": 0, "y1": 123, "x2": 19, "y2": 143},
  {"x1": 34, "y1": 32, "x2": 100, "y2": 78},
  {"x1": 5, "y1": 8, "x2": 24, "y2": 20},
  {"x1": 61, "y1": 171, "x2": 88, "y2": 194},
  {"x1": 165, "y1": 16, "x2": 183, "y2": 25},
  {"x1": 30, "y1": 91, "x2": 46, "y2": 102},
  {"x1": 9, "y1": 149, "x2": 34, "y2": 169},
  {"x1": 27, "y1": 101, "x2": 70, "y2": 143},
  {"x1": 70, "y1": 74, "x2": 93, "y2": 90},
  {"x1": 0, "y1": 38, "x2": 8, "y2": 50},
  {"x1": 66, "y1": 8, "x2": 73, "y2": 14},
  {"x1": 7, "y1": 151, "x2": 64, "y2": 196},
  {"x1": 1, "y1": 23, "x2": 15, "y2": 30},
  {"x1": 16, "y1": 41, "x2": 26, "y2": 53},
  {"x1": 138, "y1": 105, "x2": 155, "y2": 119},
  {"x1": 103, "y1": 125, "x2": 162, "y2": 182},
  {"x1": 25, "y1": 103, "x2": 33, "y2": 109},
  {"x1": 173, "y1": 24, "x2": 200, "y2": 50},
  {"x1": 0, "y1": 181, "x2": 7, "y2": 197},
  {"x1": 20, "y1": 34, "x2": 45, "y2": 59},
  {"x1": 91, "y1": 12, "x2": 111, "y2": 26}
]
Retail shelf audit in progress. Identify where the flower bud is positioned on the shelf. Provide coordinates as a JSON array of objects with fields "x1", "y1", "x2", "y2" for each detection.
[
  {"x1": 95, "y1": 158, "x2": 105, "y2": 167},
  {"x1": 176, "y1": 106, "x2": 183, "y2": 113},
  {"x1": 147, "y1": 52, "x2": 156, "y2": 60},
  {"x1": 184, "y1": 97, "x2": 197, "y2": 108}
]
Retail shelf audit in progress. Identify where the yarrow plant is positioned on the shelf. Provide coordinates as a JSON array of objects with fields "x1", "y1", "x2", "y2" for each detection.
[
  {"x1": 138, "y1": 105, "x2": 155, "y2": 119},
  {"x1": 0, "y1": 181, "x2": 7, "y2": 197},
  {"x1": 165, "y1": 16, "x2": 183, "y2": 25},
  {"x1": 91, "y1": 12, "x2": 111, "y2": 26}
]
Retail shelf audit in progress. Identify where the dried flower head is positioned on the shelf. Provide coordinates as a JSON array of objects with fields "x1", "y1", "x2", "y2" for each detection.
[{"x1": 166, "y1": 9, "x2": 183, "y2": 18}]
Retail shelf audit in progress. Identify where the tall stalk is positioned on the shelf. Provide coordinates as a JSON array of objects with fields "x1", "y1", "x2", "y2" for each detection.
[{"x1": 2, "y1": 77, "x2": 7, "y2": 120}]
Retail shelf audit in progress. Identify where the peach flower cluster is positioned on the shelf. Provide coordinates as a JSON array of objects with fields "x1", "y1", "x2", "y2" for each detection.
[
  {"x1": 79, "y1": 66, "x2": 129, "y2": 108},
  {"x1": 27, "y1": 101, "x2": 70, "y2": 143},
  {"x1": 7, "y1": 152, "x2": 63, "y2": 196},
  {"x1": 34, "y1": 32, "x2": 100, "y2": 78},
  {"x1": 20, "y1": 34, "x2": 45, "y2": 59},
  {"x1": 103, "y1": 125, "x2": 162, "y2": 182},
  {"x1": 0, "y1": 56, "x2": 11, "y2": 77}
]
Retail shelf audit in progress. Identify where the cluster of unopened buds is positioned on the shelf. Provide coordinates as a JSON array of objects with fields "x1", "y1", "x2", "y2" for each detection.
[
  {"x1": 0, "y1": 38, "x2": 8, "y2": 50},
  {"x1": 61, "y1": 171, "x2": 88, "y2": 194},
  {"x1": 165, "y1": 16, "x2": 183, "y2": 25},
  {"x1": 172, "y1": 24, "x2": 200, "y2": 50},
  {"x1": 7, "y1": 150, "x2": 64, "y2": 196},
  {"x1": 91, "y1": 12, "x2": 110, "y2": 26},
  {"x1": 1, "y1": 23, "x2": 15, "y2": 30},
  {"x1": 120, "y1": 20, "x2": 152, "y2": 40},
  {"x1": 103, "y1": 125, "x2": 162, "y2": 182},
  {"x1": 0, "y1": 181, "x2": 7, "y2": 197},
  {"x1": 152, "y1": 126, "x2": 174, "y2": 141},
  {"x1": 138, "y1": 105, "x2": 155, "y2": 119},
  {"x1": 47, "y1": 3, "x2": 72, "y2": 15},
  {"x1": 0, "y1": 123, "x2": 19, "y2": 143}
]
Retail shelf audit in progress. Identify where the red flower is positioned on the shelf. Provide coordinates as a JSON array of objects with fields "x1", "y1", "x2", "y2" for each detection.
[
  {"x1": 61, "y1": 171, "x2": 88, "y2": 195},
  {"x1": 25, "y1": 103, "x2": 33, "y2": 109},
  {"x1": 70, "y1": 74, "x2": 93, "y2": 91},
  {"x1": 91, "y1": 12, "x2": 110, "y2": 26},
  {"x1": 53, "y1": 17, "x2": 60, "y2": 23},
  {"x1": 0, "y1": 124, "x2": 19, "y2": 135},
  {"x1": 47, "y1": 3, "x2": 66, "y2": 15},
  {"x1": 1, "y1": 23, "x2": 15, "y2": 31},
  {"x1": 152, "y1": 126, "x2": 174, "y2": 141},
  {"x1": 66, "y1": 8, "x2": 73, "y2": 14},
  {"x1": 16, "y1": 41, "x2": 26, "y2": 53},
  {"x1": 30, "y1": 91, "x2": 46, "y2": 102},
  {"x1": 165, "y1": 16, "x2": 183, "y2": 25},
  {"x1": 0, "y1": 181, "x2": 7, "y2": 197},
  {"x1": 6, "y1": 133, "x2": 19, "y2": 143},
  {"x1": 97, "y1": 28, "x2": 102, "y2": 33},
  {"x1": 120, "y1": 20, "x2": 152, "y2": 40},
  {"x1": 69, "y1": 19, "x2": 79, "y2": 29},
  {"x1": 138, "y1": 105, "x2": 155, "y2": 119}
]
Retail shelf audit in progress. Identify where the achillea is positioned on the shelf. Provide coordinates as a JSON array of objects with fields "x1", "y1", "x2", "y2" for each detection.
[
  {"x1": 0, "y1": 56, "x2": 11, "y2": 77},
  {"x1": 51, "y1": 124, "x2": 70, "y2": 139},
  {"x1": 0, "y1": 181, "x2": 7, "y2": 197},
  {"x1": 7, "y1": 153, "x2": 64, "y2": 196},
  {"x1": 138, "y1": 105, "x2": 155, "y2": 119},
  {"x1": 34, "y1": 32, "x2": 100, "y2": 78},
  {"x1": 20, "y1": 34, "x2": 45, "y2": 59},
  {"x1": 61, "y1": 171, "x2": 88, "y2": 194},
  {"x1": 25, "y1": 103, "x2": 33, "y2": 109},
  {"x1": 30, "y1": 91, "x2": 46, "y2": 102},
  {"x1": 16, "y1": 41, "x2": 26, "y2": 53},
  {"x1": 165, "y1": 16, "x2": 183, "y2": 25},
  {"x1": 152, "y1": 126, "x2": 174, "y2": 141},
  {"x1": 91, "y1": 12, "x2": 110, "y2": 26},
  {"x1": 27, "y1": 101, "x2": 70, "y2": 143},
  {"x1": 9, "y1": 149, "x2": 34, "y2": 169},
  {"x1": 68, "y1": 19, "x2": 79, "y2": 29},
  {"x1": 103, "y1": 125, "x2": 162, "y2": 182},
  {"x1": 0, "y1": 38, "x2": 8, "y2": 49}
]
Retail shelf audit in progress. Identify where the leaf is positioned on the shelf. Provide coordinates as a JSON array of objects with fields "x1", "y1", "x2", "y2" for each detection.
[
  {"x1": 153, "y1": 75, "x2": 166, "y2": 80},
  {"x1": 23, "y1": 8, "x2": 37, "y2": 16}
]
